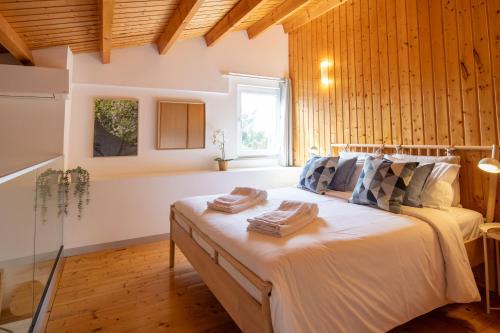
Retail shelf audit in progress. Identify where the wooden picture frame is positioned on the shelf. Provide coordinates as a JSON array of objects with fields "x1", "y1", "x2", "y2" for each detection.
[{"x1": 157, "y1": 101, "x2": 205, "y2": 150}]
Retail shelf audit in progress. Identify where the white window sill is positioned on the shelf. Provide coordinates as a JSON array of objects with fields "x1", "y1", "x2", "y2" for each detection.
[
  {"x1": 90, "y1": 166, "x2": 301, "y2": 182},
  {"x1": 235, "y1": 155, "x2": 279, "y2": 160}
]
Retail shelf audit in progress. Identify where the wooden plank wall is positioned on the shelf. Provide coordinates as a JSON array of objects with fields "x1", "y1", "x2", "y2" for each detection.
[{"x1": 289, "y1": 0, "x2": 500, "y2": 220}]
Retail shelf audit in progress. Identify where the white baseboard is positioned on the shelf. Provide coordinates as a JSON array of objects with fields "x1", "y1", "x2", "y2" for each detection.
[{"x1": 64, "y1": 233, "x2": 170, "y2": 257}]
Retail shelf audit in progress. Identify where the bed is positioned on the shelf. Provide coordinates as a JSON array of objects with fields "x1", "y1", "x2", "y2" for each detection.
[
  {"x1": 327, "y1": 190, "x2": 484, "y2": 242},
  {"x1": 169, "y1": 144, "x2": 498, "y2": 333}
]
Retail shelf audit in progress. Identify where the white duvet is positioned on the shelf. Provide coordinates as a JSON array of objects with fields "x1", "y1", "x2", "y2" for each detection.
[{"x1": 174, "y1": 187, "x2": 480, "y2": 333}]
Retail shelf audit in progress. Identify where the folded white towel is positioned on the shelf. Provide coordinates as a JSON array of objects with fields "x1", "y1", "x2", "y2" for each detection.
[
  {"x1": 247, "y1": 202, "x2": 319, "y2": 237},
  {"x1": 207, "y1": 187, "x2": 267, "y2": 214},
  {"x1": 247, "y1": 201, "x2": 317, "y2": 226},
  {"x1": 213, "y1": 187, "x2": 258, "y2": 206},
  {"x1": 247, "y1": 209, "x2": 318, "y2": 237}
]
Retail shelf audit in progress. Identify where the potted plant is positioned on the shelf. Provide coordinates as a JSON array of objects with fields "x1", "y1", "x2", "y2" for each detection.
[{"x1": 212, "y1": 129, "x2": 232, "y2": 171}]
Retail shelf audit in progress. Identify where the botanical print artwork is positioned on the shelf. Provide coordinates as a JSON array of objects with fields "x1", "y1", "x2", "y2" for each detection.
[{"x1": 93, "y1": 98, "x2": 139, "y2": 157}]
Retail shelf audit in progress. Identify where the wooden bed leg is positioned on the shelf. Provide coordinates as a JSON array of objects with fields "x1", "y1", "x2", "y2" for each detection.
[
  {"x1": 169, "y1": 239, "x2": 175, "y2": 268},
  {"x1": 169, "y1": 205, "x2": 176, "y2": 269},
  {"x1": 262, "y1": 286, "x2": 273, "y2": 333}
]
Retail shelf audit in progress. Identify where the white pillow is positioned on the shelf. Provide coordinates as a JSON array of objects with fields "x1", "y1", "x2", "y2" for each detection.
[
  {"x1": 340, "y1": 151, "x2": 382, "y2": 162},
  {"x1": 386, "y1": 153, "x2": 460, "y2": 164},
  {"x1": 385, "y1": 154, "x2": 461, "y2": 206},
  {"x1": 421, "y1": 163, "x2": 460, "y2": 209}
]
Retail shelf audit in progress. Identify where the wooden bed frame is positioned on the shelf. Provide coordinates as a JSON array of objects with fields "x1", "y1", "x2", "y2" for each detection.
[
  {"x1": 169, "y1": 144, "x2": 498, "y2": 333},
  {"x1": 169, "y1": 207, "x2": 273, "y2": 333}
]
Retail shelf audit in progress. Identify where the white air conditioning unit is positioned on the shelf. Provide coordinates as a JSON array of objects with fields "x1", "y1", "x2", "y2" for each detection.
[{"x1": 0, "y1": 64, "x2": 69, "y2": 99}]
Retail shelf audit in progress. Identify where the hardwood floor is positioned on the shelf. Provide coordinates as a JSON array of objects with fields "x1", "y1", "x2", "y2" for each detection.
[{"x1": 46, "y1": 240, "x2": 500, "y2": 333}]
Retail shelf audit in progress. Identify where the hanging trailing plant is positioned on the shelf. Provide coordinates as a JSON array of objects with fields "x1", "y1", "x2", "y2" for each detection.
[
  {"x1": 66, "y1": 167, "x2": 90, "y2": 219},
  {"x1": 35, "y1": 167, "x2": 90, "y2": 222},
  {"x1": 57, "y1": 172, "x2": 69, "y2": 217},
  {"x1": 36, "y1": 169, "x2": 65, "y2": 223}
]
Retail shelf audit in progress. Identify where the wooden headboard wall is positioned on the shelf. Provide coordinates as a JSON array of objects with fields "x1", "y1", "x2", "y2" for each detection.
[{"x1": 288, "y1": 0, "x2": 499, "y2": 220}]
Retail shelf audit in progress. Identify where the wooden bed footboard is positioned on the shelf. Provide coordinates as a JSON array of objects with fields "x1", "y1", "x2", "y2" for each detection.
[{"x1": 169, "y1": 206, "x2": 274, "y2": 333}]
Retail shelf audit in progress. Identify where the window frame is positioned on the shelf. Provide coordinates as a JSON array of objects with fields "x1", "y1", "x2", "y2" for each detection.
[{"x1": 236, "y1": 84, "x2": 281, "y2": 158}]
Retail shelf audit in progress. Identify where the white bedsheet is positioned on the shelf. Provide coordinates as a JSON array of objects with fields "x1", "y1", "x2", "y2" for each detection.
[
  {"x1": 446, "y1": 207, "x2": 483, "y2": 241},
  {"x1": 174, "y1": 187, "x2": 480, "y2": 333},
  {"x1": 323, "y1": 190, "x2": 483, "y2": 241}
]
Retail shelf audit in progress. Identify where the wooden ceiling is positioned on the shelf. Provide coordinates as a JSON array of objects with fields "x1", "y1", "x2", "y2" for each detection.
[{"x1": 0, "y1": 0, "x2": 344, "y2": 65}]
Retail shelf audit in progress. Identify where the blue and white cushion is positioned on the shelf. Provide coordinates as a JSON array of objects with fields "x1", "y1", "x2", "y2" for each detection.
[
  {"x1": 351, "y1": 157, "x2": 418, "y2": 213},
  {"x1": 299, "y1": 156, "x2": 340, "y2": 194}
]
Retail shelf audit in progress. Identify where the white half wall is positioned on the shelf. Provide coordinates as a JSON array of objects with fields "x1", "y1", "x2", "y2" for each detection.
[
  {"x1": 0, "y1": 98, "x2": 65, "y2": 177},
  {"x1": 64, "y1": 167, "x2": 301, "y2": 250}
]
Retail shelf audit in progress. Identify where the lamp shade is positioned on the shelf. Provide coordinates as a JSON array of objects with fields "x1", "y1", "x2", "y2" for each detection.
[{"x1": 478, "y1": 157, "x2": 500, "y2": 174}]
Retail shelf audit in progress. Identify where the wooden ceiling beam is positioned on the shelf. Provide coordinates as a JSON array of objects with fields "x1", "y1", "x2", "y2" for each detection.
[
  {"x1": 157, "y1": 0, "x2": 204, "y2": 55},
  {"x1": 282, "y1": 0, "x2": 345, "y2": 33},
  {"x1": 247, "y1": 0, "x2": 310, "y2": 39},
  {"x1": 0, "y1": 13, "x2": 34, "y2": 65},
  {"x1": 99, "y1": 0, "x2": 114, "y2": 64},
  {"x1": 204, "y1": 0, "x2": 265, "y2": 47}
]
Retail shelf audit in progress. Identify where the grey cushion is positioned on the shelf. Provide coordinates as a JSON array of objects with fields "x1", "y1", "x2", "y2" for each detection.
[
  {"x1": 403, "y1": 163, "x2": 435, "y2": 207},
  {"x1": 351, "y1": 157, "x2": 418, "y2": 213},
  {"x1": 347, "y1": 163, "x2": 364, "y2": 191},
  {"x1": 328, "y1": 157, "x2": 358, "y2": 191},
  {"x1": 298, "y1": 156, "x2": 340, "y2": 194}
]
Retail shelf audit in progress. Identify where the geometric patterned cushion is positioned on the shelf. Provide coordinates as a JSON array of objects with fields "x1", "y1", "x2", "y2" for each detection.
[
  {"x1": 351, "y1": 157, "x2": 418, "y2": 213},
  {"x1": 299, "y1": 156, "x2": 340, "y2": 194},
  {"x1": 298, "y1": 156, "x2": 320, "y2": 188}
]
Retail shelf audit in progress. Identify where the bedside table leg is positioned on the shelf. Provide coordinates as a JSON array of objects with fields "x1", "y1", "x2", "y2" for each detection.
[{"x1": 484, "y1": 234, "x2": 490, "y2": 314}]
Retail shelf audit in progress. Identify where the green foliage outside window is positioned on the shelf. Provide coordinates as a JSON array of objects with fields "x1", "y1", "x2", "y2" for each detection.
[{"x1": 240, "y1": 111, "x2": 268, "y2": 150}]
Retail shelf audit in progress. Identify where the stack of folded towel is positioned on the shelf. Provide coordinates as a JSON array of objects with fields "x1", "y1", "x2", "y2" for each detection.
[
  {"x1": 247, "y1": 200, "x2": 319, "y2": 238},
  {"x1": 207, "y1": 187, "x2": 267, "y2": 213}
]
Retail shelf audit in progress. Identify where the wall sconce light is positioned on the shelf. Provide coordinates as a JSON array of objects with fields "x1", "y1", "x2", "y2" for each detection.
[{"x1": 320, "y1": 60, "x2": 331, "y2": 86}]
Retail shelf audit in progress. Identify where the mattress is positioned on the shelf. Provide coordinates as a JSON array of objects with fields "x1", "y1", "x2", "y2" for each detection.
[
  {"x1": 446, "y1": 207, "x2": 483, "y2": 241},
  {"x1": 173, "y1": 187, "x2": 479, "y2": 333}
]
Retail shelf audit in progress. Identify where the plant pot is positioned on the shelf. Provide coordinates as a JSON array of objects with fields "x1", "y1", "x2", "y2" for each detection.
[{"x1": 218, "y1": 160, "x2": 228, "y2": 171}]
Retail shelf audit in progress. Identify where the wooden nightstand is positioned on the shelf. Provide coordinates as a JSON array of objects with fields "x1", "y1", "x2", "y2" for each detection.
[{"x1": 480, "y1": 223, "x2": 500, "y2": 313}]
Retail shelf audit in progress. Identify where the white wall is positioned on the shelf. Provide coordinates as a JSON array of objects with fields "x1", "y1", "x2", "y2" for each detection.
[
  {"x1": 67, "y1": 26, "x2": 289, "y2": 178},
  {"x1": 73, "y1": 27, "x2": 288, "y2": 93},
  {"x1": 61, "y1": 26, "x2": 297, "y2": 249},
  {"x1": 0, "y1": 46, "x2": 73, "y2": 177},
  {"x1": 70, "y1": 77, "x2": 284, "y2": 179},
  {"x1": 0, "y1": 98, "x2": 65, "y2": 177}
]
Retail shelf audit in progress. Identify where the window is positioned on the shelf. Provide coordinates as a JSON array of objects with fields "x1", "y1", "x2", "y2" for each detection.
[{"x1": 237, "y1": 85, "x2": 281, "y2": 157}]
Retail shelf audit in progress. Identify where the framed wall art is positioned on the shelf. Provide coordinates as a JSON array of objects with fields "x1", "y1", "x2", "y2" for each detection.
[{"x1": 93, "y1": 98, "x2": 139, "y2": 157}]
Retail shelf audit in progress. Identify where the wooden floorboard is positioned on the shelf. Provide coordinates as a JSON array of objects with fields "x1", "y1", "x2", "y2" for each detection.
[{"x1": 46, "y1": 240, "x2": 500, "y2": 332}]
